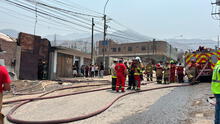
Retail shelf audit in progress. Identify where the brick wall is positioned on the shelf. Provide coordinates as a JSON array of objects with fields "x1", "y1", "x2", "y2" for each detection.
[{"x1": 0, "y1": 38, "x2": 17, "y2": 66}]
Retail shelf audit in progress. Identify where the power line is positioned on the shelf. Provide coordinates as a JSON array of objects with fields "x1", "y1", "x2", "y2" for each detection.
[{"x1": 4, "y1": 0, "x2": 96, "y2": 32}]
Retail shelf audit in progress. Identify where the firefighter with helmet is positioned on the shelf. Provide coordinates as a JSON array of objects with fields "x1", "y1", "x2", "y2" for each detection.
[
  {"x1": 170, "y1": 60, "x2": 176, "y2": 83},
  {"x1": 127, "y1": 60, "x2": 135, "y2": 90},
  {"x1": 133, "y1": 57, "x2": 142, "y2": 90},
  {"x1": 145, "y1": 61, "x2": 153, "y2": 81},
  {"x1": 156, "y1": 63, "x2": 163, "y2": 84},
  {"x1": 111, "y1": 59, "x2": 118, "y2": 90},
  {"x1": 163, "y1": 61, "x2": 170, "y2": 84},
  {"x1": 186, "y1": 58, "x2": 198, "y2": 84},
  {"x1": 115, "y1": 58, "x2": 127, "y2": 92}
]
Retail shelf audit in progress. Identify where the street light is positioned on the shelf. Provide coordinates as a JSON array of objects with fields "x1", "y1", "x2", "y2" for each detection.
[{"x1": 103, "y1": 0, "x2": 110, "y2": 70}]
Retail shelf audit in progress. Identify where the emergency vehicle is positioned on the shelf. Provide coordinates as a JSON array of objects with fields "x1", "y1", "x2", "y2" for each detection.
[{"x1": 184, "y1": 49, "x2": 220, "y2": 82}]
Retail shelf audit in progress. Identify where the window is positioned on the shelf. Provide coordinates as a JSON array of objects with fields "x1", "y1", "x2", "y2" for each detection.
[
  {"x1": 118, "y1": 47, "x2": 121, "y2": 52},
  {"x1": 112, "y1": 48, "x2": 117, "y2": 52},
  {"x1": 141, "y1": 46, "x2": 146, "y2": 51},
  {"x1": 128, "y1": 47, "x2": 132, "y2": 51}
]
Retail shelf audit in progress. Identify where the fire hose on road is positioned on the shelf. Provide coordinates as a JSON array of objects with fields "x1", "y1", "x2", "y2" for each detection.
[
  {"x1": 6, "y1": 84, "x2": 192, "y2": 124},
  {"x1": 6, "y1": 68, "x2": 208, "y2": 124}
]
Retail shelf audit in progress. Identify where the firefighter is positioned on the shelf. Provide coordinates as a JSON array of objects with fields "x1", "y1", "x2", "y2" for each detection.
[
  {"x1": 145, "y1": 62, "x2": 153, "y2": 81},
  {"x1": 170, "y1": 60, "x2": 176, "y2": 83},
  {"x1": 156, "y1": 63, "x2": 163, "y2": 84},
  {"x1": 115, "y1": 58, "x2": 127, "y2": 92},
  {"x1": 211, "y1": 60, "x2": 220, "y2": 124},
  {"x1": 177, "y1": 63, "x2": 184, "y2": 83},
  {"x1": 127, "y1": 61, "x2": 135, "y2": 90},
  {"x1": 186, "y1": 59, "x2": 198, "y2": 84},
  {"x1": 133, "y1": 58, "x2": 141, "y2": 90},
  {"x1": 163, "y1": 61, "x2": 170, "y2": 84},
  {"x1": 111, "y1": 59, "x2": 118, "y2": 90}
]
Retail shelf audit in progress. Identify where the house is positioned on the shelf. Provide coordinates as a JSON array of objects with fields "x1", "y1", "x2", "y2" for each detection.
[{"x1": 49, "y1": 46, "x2": 91, "y2": 80}]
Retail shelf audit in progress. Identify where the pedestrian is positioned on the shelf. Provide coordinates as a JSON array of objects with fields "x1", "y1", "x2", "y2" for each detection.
[
  {"x1": 115, "y1": 59, "x2": 127, "y2": 92},
  {"x1": 127, "y1": 61, "x2": 135, "y2": 90},
  {"x1": 91, "y1": 65, "x2": 95, "y2": 77},
  {"x1": 99, "y1": 62, "x2": 104, "y2": 78},
  {"x1": 80, "y1": 65, "x2": 85, "y2": 77},
  {"x1": 170, "y1": 60, "x2": 176, "y2": 83},
  {"x1": 156, "y1": 63, "x2": 163, "y2": 84},
  {"x1": 0, "y1": 64, "x2": 11, "y2": 123},
  {"x1": 85, "y1": 65, "x2": 89, "y2": 77},
  {"x1": 95, "y1": 64, "x2": 99, "y2": 77},
  {"x1": 211, "y1": 60, "x2": 220, "y2": 124},
  {"x1": 145, "y1": 62, "x2": 153, "y2": 81},
  {"x1": 177, "y1": 63, "x2": 184, "y2": 83},
  {"x1": 111, "y1": 59, "x2": 118, "y2": 90},
  {"x1": 72, "y1": 64, "x2": 77, "y2": 77}
]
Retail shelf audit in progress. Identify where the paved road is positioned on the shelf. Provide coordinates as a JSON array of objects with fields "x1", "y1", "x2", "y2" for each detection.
[{"x1": 115, "y1": 83, "x2": 214, "y2": 124}]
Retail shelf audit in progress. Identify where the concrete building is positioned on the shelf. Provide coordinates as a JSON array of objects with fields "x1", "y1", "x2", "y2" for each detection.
[
  {"x1": 97, "y1": 40, "x2": 178, "y2": 68},
  {"x1": 49, "y1": 46, "x2": 91, "y2": 80}
]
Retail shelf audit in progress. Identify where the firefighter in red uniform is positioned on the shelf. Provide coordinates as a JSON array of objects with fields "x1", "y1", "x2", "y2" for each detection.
[
  {"x1": 176, "y1": 63, "x2": 184, "y2": 83},
  {"x1": 170, "y1": 60, "x2": 176, "y2": 83},
  {"x1": 115, "y1": 59, "x2": 127, "y2": 92}
]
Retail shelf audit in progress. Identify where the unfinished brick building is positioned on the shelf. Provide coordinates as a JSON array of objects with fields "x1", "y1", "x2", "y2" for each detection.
[
  {"x1": 18, "y1": 32, "x2": 51, "y2": 80},
  {"x1": 0, "y1": 33, "x2": 17, "y2": 73}
]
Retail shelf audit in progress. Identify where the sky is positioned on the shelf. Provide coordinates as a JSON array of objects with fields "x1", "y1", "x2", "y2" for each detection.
[{"x1": 0, "y1": 0, "x2": 220, "y2": 40}]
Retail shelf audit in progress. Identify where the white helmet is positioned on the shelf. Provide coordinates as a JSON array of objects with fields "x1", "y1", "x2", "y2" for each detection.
[{"x1": 135, "y1": 57, "x2": 142, "y2": 62}]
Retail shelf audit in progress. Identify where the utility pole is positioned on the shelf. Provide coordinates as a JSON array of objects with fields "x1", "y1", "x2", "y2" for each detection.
[
  {"x1": 91, "y1": 18, "x2": 95, "y2": 64},
  {"x1": 103, "y1": 14, "x2": 107, "y2": 68},
  {"x1": 218, "y1": 35, "x2": 219, "y2": 48},
  {"x1": 54, "y1": 34, "x2": 57, "y2": 46}
]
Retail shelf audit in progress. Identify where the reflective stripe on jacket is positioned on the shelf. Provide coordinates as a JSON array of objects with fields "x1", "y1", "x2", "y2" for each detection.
[{"x1": 211, "y1": 61, "x2": 220, "y2": 94}]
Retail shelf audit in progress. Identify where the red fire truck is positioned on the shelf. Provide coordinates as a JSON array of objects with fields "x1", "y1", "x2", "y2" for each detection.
[{"x1": 185, "y1": 49, "x2": 220, "y2": 82}]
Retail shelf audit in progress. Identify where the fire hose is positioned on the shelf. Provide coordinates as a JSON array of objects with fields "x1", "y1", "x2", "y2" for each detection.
[
  {"x1": 3, "y1": 83, "x2": 110, "y2": 104},
  {"x1": 12, "y1": 80, "x2": 110, "y2": 96},
  {"x1": 6, "y1": 83, "x2": 192, "y2": 124}
]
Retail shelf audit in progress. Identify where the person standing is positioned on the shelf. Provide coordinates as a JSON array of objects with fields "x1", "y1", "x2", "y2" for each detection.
[
  {"x1": 186, "y1": 59, "x2": 198, "y2": 84},
  {"x1": 170, "y1": 60, "x2": 176, "y2": 83},
  {"x1": 99, "y1": 63, "x2": 104, "y2": 78},
  {"x1": 163, "y1": 61, "x2": 170, "y2": 84},
  {"x1": 85, "y1": 65, "x2": 89, "y2": 77},
  {"x1": 211, "y1": 61, "x2": 220, "y2": 124},
  {"x1": 91, "y1": 65, "x2": 95, "y2": 77},
  {"x1": 115, "y1": 59, "x2": 127, "y2": 92},
  {"x1": 145, "y1": 62, "x2": 153, "y2": 81},
  {"x1": 156, "y1": 63, "x2": 163, "y2": 84},
  {"x1": 0, "y1": 65, "x2": 11, "y2": 123},
  {"x1": 176, "y1": 63, "x2": 184, "y2": 83},
  {"x1": 95, "y1": 64, "x2": 99, "y2": 77},
  {"x1": 72, "y1": 64, "x2": 77, "y2": 78},
  {"x1": 127, "y1": 61, "x2": 135, "y2": 90},
  {"x1": 111, "y1": 60, "x2": 117, "y2": 90},
  {"x1": 133, "y1": 59, "x2": 142, "y2": 90}
]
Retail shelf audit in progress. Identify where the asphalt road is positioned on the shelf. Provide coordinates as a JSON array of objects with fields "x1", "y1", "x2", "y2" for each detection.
[{"x1": 115, "y1": 83, "x2": 214, "y2": 124}]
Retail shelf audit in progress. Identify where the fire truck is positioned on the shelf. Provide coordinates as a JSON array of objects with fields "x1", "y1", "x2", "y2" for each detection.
[{"x1": 184, "y1": 49, "x2": 220, "y2": 82}]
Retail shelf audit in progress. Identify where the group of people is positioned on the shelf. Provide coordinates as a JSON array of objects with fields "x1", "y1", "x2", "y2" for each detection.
[
  {"x1": 111, "y1": 57, "x2": 147, "y2": 92},
  {"x1": 110, "y1": 57, "x2": 200, "y2": 93},
  {"x1": 155, "y1": 60, "x2": 185, "y2": 84},
  {"x1": 73, "y1": 63, "x2": 104, "y2": 78}
]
